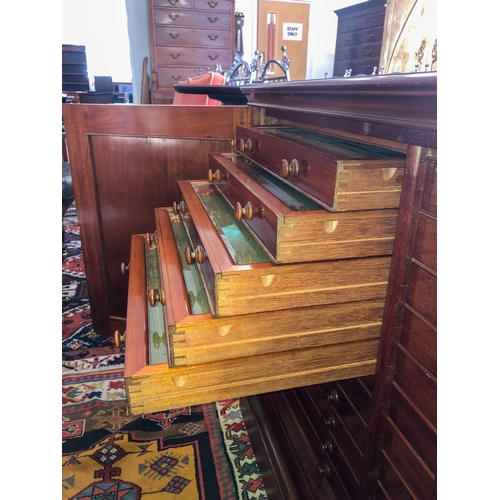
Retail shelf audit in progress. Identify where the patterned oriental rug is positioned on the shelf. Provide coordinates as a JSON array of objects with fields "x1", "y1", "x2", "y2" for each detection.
[{"x1": 62, "y1": 205, "x2": 268, "y2": 500}]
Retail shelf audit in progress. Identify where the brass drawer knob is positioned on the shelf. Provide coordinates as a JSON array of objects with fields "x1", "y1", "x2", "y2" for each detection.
[
  {"x1": 324, "y1": 388, "x2": 340, "y2": 406},
  {"x1": 172, "y1": 200, "x2": 188, "y2": 215},
  {"x1": 235, "y1": 201, "x2": 264, "y2": 221},
  {"x1": 281, "y1": 158, "x2": 300, "y2": 178},
  {"x1": 114, "y1": 330, "x2": 125, "y2": 347},
  {"x1": 185, "y1": 245, "x2": 208, "y2": 265},
  {"x1": 322, "y1": 414, "x2": 336, "y2": 429},
  {"x1": 208, "y1": 168, "x2": 228, "y2": 183},
  {"x1": 316, "y1": 463, "x2": 331, "y2": 479},
  {"x1": 120, "y1": 262, "x2": 130, "y2": 275},
  {"x1": 148, "y1": 288, "x2": 166, "y2": 307},
  {"x1": 320, "y1": 439, "x2": 334, "y2": 455},
  {"x1": 146, "y1": 232, "x2": 157, "y2": 246}
]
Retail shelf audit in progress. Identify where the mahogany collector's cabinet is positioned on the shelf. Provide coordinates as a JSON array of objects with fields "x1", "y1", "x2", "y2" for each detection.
[{"x1": 63, "y1": 72, "x2": 437, "y2": 499}]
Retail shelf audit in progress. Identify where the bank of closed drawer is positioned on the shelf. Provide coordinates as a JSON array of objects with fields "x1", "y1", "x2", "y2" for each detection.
[
  {"x1": 175, "y1": 180, "x2": 392, "y2": 317},
  {"x1": 337, "y1": 26, "x2": 384, "y2": 47},
  {"x1": 154, "y1": 9, "x2": 232, "y2": 28},
  {"x1": 149, "y1": 207, "x2": 386, "y2": 367},
  {"x1": 337, "y1": 11, "x2": 385, "y2": 35},
  {"x1": 122, "y1": 236, "x2": 380, "y2": 416},
  {"x1": 236, "y1": 125, "x2": 406, "y2": 211},
  {"x1": 208, "y1": 153, "x2": 398, "y2": 263}
]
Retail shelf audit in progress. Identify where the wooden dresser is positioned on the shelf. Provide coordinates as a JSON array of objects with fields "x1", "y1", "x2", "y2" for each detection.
[
  {"x1": 148, "y1": 0, "x2": 235, "y2": 104},
  {"x1": 64, "y1": 73, "x2": 436, "y2": 499},
  {"x1": 333, "y1": 0, "x2": 386, "y2": 77}
]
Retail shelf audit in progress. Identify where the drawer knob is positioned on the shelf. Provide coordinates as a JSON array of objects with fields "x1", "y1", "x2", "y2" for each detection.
[
  {"x1": 324, "y1": 388, "x2": 340, "y2": 406},
  {"x1": 148, "y1": 288, "x2": 166, "y2": 307},
  {"x1": 235, "y1": 201, "x2": 264, "y2": 221},
  {"x1": 173, "y1": 200, "x2": 188, "y2": 215},
  {"x1": 320, "y1": 439, "x2": 334, "y2": 455},
  {"x1": 120, "y1": 262, "x2": 130, "y2": 275},
  {"x1": 237, "y1": 138, "x2": 253, "y2": 152},
  {"x1": 322, "y1": 414, "x2": 336, "y2": 429},
  {"x1": 316, "y1": 463, "x2": 331, "y2": 479},
  {"x1": 208, "y1": 169, "x2": 228, "y2": 183},
  {"x1": 114, "y1": 330, "x2": 126, "y2": 347},
  {"x1": 146, "y1": 232, "x2": 157, "y2": 246},
  {"x1": 185, "y1": 245, "x2": 208, "y2": 265},
  {"x1": 281, "y1": 158, "x2": 300, "y2": 178}
]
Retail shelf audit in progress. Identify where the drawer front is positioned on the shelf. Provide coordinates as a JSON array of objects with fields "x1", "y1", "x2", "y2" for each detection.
[
  {"x1": 156, "y1": 66, "x2": 204, "y2": 87},
  {"x1": 337, "y1": 10, "x2": 386, "y2": 35},
  {"x1": 236, "y1": 125, "x2": 406, "y2": 211},
  {"x1": 154, "y1": 0, "x2": 193, "y2": 10},
  {"x1": 334, "y1": 57, "x2": 381, "y2": 76},
  {"x1": 154, "y1": 9, "x2": 232, "y2": 28},
  {"x1": 155, "y1": 25, "x2": 231, "y2": 48},
  {"x1": 336, "y1": 42, "x2": 382, "y2": 62},
  {"x1": 194, "y1": 0, "x2": 232, "y2": 13},
  {"x1": 209, "y1": 154, "x2": 399, "y2": 263},
  {"x1": 156, "y1": 45, "x2": 233, "y2": 68},
  {"x1": 336, "y1": 26, "x2": 384, "y2": 48}
]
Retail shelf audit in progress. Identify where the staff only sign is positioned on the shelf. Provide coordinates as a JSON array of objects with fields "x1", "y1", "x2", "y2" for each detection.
[{"x1": 283, "y1": 23, "x2": 303, "y2": 41}]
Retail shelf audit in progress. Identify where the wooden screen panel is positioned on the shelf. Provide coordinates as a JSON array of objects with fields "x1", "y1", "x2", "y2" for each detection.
[{"x1": 90, "y1": 135, "x2": 233, "y2": 320}]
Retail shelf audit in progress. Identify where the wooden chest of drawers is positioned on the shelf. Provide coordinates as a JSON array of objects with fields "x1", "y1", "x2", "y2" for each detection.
[
  {"x1": 333, "y1": 0, "x2": 386, "y2": 77},
  {"x1": 149, "y1": 0, "x2": 234, "y2": 103}
]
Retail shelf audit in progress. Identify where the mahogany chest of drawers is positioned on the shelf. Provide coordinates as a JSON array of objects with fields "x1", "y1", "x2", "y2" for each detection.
[{"x1": 149, "y1": 0, "x2": 235, "y2": 103}]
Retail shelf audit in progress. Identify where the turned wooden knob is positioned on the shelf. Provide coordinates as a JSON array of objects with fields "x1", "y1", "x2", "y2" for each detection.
[
  {"x1": 237, "y1": 138, "x2": 253, "y2": 153},
  {"x1": 320, "y1": 439, "x2": 334, "y2": 455},
  {"x1": 235, "y1": 201, "x2": 254, "y2": 220},
  {"x1": 322, "y1": 414, "x2": 336, "y2": 430},
  {"x1": 114, "y1": 330, "x2": 125, "y2": 348},
  {"x1": 324, "y1": 387, "x2": 340, "y2": 406},
  {"x1": 316, "y1": 463, "x2": 332, "y2": 479},
  {"x1": 208, "y1": 168, "x2": 229, "y2": 183},
  {"x1": 185, "y1": 245, "x2": 208, "y2": 264},
  {"x1": 281, "y1": 158, "x2": 300, "y2": 178},
  {"x1": 172, "y1": 200, "x2": 188, "y2": 215},
  {"x1": 146, "y1": 232, "x2": 157, "y2": 246},
  {"x1": 121, "y1": 262, "x2": 130, "y2": 275},
  {"x1": 148, "y1": 288, "x2": 166, "y2": 307}
]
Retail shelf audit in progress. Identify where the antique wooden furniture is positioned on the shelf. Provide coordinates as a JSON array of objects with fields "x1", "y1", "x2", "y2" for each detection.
[
  {"x1": 66, "y1": 72, "x2": 437, "y2": 499},
  {"x1": 62, "y1": 104, "x2": 259, "y2": 336},
  {"x1": 333, "y1": 0, "x2": 387, "y2": 77},
  {"x1": 62, "y1": 44, "x2": 90, "y2": 93},
  {"x1": 148, "y1": 0, "x2": 235, "y2": 104}
]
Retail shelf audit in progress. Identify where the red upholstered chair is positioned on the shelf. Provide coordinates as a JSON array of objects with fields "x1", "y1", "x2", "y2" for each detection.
[{"x1": 172, "y1": 71, "x2": 225, "y2": 105}]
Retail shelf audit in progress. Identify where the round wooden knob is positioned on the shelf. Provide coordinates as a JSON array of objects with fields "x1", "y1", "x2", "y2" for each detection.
[
  {"x1": 237, "y1": 138, "x2": 253, "y2": 152},
  {"x1": 320, "y1": 439, "x2": 334, "y2": 455},
  {"x1": 185, "y1": 245, "x2": 208, "y2": 265},
  {"x1": 172, "y1": 200, "x2": 188, "y2": 215},
  {"x1": 324, "y1": 388, "x2": 340, "y2": 406},
  {"x1": 121, "y1": 262, "x2": 130, "y2": 275},
  {"x1": 114, "y1": 330, "x2": 125, "y2": 348},
  {"x1": 208, "y1": 169, "x2": 229, "y2": 183},
  {"x1": 235, "y1": 201, "x2": 255, "y2": 220},
  {"x1": 146, "y1": 232, "x2": 157, "y2": 246},
  {"x1": 237, "y1": 138, "x2": 246, "y2": 152},
  {"x1": 281, "y1": 158, "x2": 300, "y2": 178},
  {"x1": 322, "y1": 414, "x2": 336, "y2": 430},
  {"x1": 148, "y1": 288, "x2": 166, "y2": 307},
  {"x1": 316, "y1": 463, "x2": 331, "y2": 479}
]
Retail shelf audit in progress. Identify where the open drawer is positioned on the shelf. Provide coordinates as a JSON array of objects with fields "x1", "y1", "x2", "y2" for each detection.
[
  {"x1": 123, "y1": 234, "x2": 381, "y2": 416},
  {"x1": 207, "y1": 153, "x2": 399, "y2": 263},
  {"x1": 173, "y1": 181, "x2": 392, "y2": 317},
  {"x1": 236, "y1": 125, "x2": 406, "y2": 211}
]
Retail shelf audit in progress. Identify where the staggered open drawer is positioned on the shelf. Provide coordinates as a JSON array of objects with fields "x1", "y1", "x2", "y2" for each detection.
[{"x1": 122, "y1": 128, "x2": 406, "y2": 416}]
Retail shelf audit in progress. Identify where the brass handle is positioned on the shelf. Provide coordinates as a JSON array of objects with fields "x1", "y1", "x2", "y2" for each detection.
[
  {"x1": 169, "y1": 14, "x2": 179, "y2": 20},
  {"x1": 120, "y1": 262, "x2": 130, "y2": 275},
  {"x1": 146, "y1": 233, "x2": 156, "y2": 246},
  {"x1": 172, "y1": 200, "x2": 188, "y2": 215},
  {"x1": 208, "y1": 54, "x2": 218, "y2": 61},
  {"x1": 208, "y1": 35, "x2": 218, "y2": 41},
  {"x1": 237, "y1": 138, "x2": 253, "y2": 152},
  {"x1": 185, "y1": 245, "x2": 208, "y2": 264},
  {"x1": 281, "y1": 158, "x2": 300, "y2": 178},
  {"x1": 208, "y1": 169, "x2": 229, "y2": 183},
  {"x1": 316, "y1": 463, "x2": 332, "y2": 479},
  {"x1": 114, "y1": 330, "x2": 125, "y2": 348},
  {"x1": 148, "y1": 288, "x2": 166, "y2": 307},
  {"x1": 208, "y1": 16, "x2": 218, "y2": 23},
  {"x1": 324, "y1": 388, "x2": 340, "y2": 406},
  {"x1": 170, "y1": 32, "x2": 179, "y2": 39},
  {"x1": 208, "y1": 0, "x2": 218, "y2": 7},
  {"x1": 171, "y1": 75, "x2": 181, "y2": 81},
  {"x1": 322, "y1": 414, "x2": 336, "y2": 429},
  {"x1": 320, "y1": 439, "x2": 334, "y2": 455},
  {"x1": 170, "y1": 53, "x2": 180, "y2": 59}
]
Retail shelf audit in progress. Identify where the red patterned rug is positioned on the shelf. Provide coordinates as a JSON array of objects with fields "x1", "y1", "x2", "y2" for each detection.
[{"x1": 62, "y1": 204, "x2": 268, "y2": 499}]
